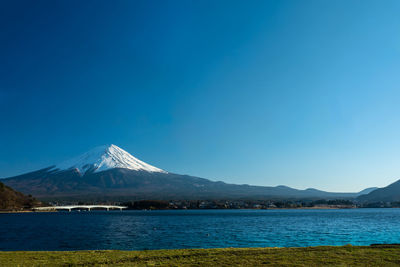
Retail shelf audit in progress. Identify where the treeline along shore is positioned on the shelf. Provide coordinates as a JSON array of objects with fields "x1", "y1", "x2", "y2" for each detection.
[
  {"x1": 118, "y1": 199, "x2": 400, "y2": 210},
  {"x1": 120, "y1": 199, "x2": 356, "y2": 210},
  {"x1": 42, "y1": 199, "x2": 400, "y2": 211}
]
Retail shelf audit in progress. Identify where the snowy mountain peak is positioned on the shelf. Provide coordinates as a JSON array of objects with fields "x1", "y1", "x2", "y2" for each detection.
[{"x1": 55, "y1": 144, "x2": 166, "y2": 174}]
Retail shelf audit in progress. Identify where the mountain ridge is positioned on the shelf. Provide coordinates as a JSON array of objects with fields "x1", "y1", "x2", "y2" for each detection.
[
  {"x1": 357, "y1": 180, "x2": 400, "y2": 202},
  {"x1": 1, "y1": 145, "x2": 378, "y2": 201},
  {"x1": 2, "y1": 168, "x2": 373, "y2": 202}
]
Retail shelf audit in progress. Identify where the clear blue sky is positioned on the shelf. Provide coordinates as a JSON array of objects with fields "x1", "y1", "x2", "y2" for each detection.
[{"x1": 1, "y1": 0, "x2": 400, "y2": 192}]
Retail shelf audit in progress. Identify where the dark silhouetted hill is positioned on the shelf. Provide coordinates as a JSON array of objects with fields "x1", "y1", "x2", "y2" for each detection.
[
  {"x1": 357, "y1": 180, "x2": 400, "y2": 202},
  {"x1": 0, "y1": 181, "x2": 39, "y2": 210}
]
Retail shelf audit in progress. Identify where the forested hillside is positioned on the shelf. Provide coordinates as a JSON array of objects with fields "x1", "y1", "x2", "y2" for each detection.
[{"x1": 0, "y1": 182, "x2": 39, "y2": 210}]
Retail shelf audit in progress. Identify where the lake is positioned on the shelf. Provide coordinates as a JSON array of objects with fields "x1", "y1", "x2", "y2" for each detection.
[{"x1": 1, "y1": 209, "x2": 400, "y2": 251}]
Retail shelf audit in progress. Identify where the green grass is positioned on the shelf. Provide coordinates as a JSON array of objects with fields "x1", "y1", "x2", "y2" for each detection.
[{"x1": 1, "y1": 245, "x2": 400, "y2": 266}]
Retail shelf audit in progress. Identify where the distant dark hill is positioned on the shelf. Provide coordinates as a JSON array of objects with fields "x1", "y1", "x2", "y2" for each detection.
[
  {"x1": 356, "y1": 187, "x2": 378, "y2": 196},
  {"x1": 0, "y1": 181, "x2": 39, "y2": 210},
  {"x1": 357, "y1": 180, "x2": 400, "y2": 202},
  {"x1": 2, "y1": 167, "x2": 369, "y2": 202}
]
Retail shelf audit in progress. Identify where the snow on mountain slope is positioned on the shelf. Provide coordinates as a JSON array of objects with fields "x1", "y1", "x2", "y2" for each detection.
[{"x1": 55, "y1": 144, "x2": 166, "y2": 174}]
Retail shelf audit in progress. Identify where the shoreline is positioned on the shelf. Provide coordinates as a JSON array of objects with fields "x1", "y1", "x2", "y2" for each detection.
[
  {"x1": 0, "y1": 210, "x2": 57, "y2": 214},
  {"x1": 1, "y1": 244, "x2": 400, "y2": 252},
  {"x1": 0, "y1": 206, "x2": 384, "y2": 214},
  {"x1": 5, "y1": 205, "x2": 400, "y2": 214},
  {"x1": 0, "y1": 207, "x2": 347, "y2": 214}
]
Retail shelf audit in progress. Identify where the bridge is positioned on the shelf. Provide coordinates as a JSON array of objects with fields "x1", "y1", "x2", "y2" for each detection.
[{"x1": 33, "y1": 205, "x2": 128, "y2": 212}]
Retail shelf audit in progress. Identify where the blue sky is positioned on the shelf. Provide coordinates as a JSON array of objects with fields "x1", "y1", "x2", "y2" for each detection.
[{"x1": 1, "y1": 0, "x2": 400, "y2": 192}]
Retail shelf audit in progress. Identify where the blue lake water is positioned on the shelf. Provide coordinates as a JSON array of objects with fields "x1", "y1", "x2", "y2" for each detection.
[{"x1": 1, "y1": 209, "x2": 400, "y2": 251}]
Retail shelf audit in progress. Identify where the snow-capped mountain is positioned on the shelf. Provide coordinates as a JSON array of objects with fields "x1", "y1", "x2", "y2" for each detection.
[
  {"x1": 54, "y1": 144, "x2": 166, "y2": 174},
  {"x1": 1, "y1": 145, "x2": 377, "y2": 201}
]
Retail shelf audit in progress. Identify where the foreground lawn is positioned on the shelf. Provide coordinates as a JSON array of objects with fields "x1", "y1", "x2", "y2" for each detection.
[{"x1": 1, "y1": 245, "x2": 400, "y2": 266}]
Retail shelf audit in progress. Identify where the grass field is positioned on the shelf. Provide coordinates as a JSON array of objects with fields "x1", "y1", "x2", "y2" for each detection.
[{"x1": 1, "y1": 245, "x2": 400, "y2": 266}]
